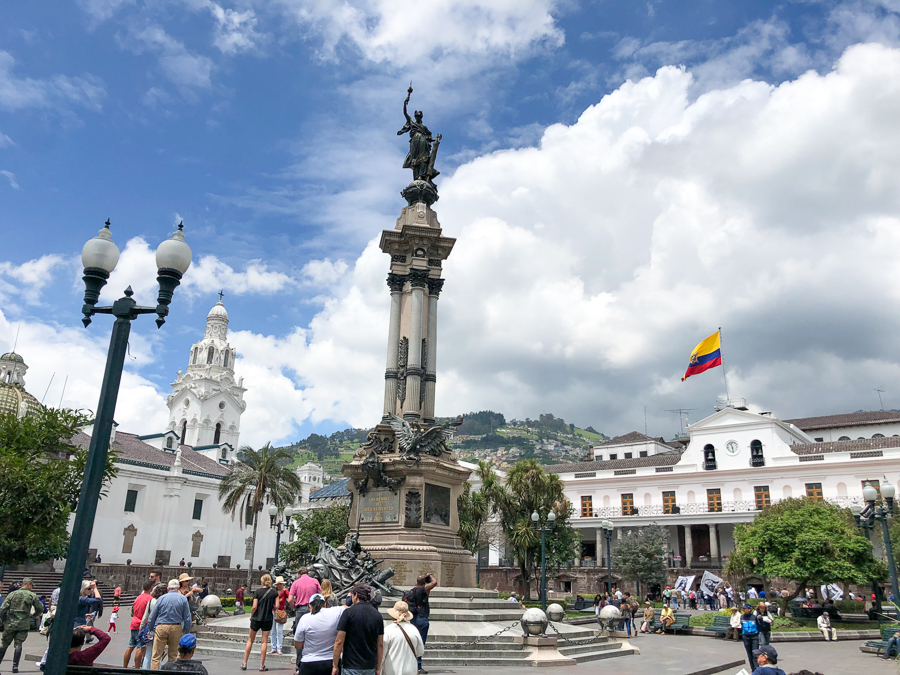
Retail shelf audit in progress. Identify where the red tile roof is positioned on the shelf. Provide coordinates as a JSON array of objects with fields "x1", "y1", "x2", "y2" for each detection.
[{"x1": 784, "y1": 410, "x2": 900, "y2": 431}]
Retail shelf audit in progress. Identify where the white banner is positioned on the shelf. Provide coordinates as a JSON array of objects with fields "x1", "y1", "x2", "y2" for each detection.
[
  {"x1": 820, "y1": 583, "x2": 844, "y2": 601},
  {"x1": 674, "y1": 575, "x2": 696, "y2": 592},
  {"x1": 700, "y1": 570, "x2": 723, "y2": 596}
]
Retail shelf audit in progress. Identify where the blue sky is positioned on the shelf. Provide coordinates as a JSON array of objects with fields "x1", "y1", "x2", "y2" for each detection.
[{"x1": 3, "y1": 0, "x2": 900, "y2": 447}]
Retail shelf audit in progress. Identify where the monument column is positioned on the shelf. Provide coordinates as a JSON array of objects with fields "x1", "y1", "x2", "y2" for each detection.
[
  {"x1": 383, "y1": 273, "x2": 406, "y2": 418},
  {"x1": 402, "y1": 269, "x2": 428, "y2": 419},
  {"x1": 423, "y1": 278, "x2": 443, "y2": 423}
]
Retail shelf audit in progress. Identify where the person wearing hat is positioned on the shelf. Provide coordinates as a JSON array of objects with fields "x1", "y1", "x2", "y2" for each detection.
[
  {"x1": 177, "y1": 573, "x2": 194, "y2": 599},
  {"x1": 269, "y1": 577, "x2": 290, "y2": 656},
  {"x1": 382, "y1": 602, "x2": 424, "y2": 675},
  {"x1": 740, "y1": 603, "x2": 761, "y2": 671},
  {"x1": 726, "y1": 607, "x2": 742, "y2": 641},
  {"x1": 147, "y1": 579, "x2": 193, "y2": 669},
  {"x1": 751, "y1": 645, "x2": 786, "y2": 675},
  {"x1": 816, "y1": 610, "x2": 836, "y2": 641},
  {"x1": 640, "y1": 602, "x2": 654, "y2": 633},
  {"x1": 160, "y1": 633, "x2": 208, "y2": 673}
]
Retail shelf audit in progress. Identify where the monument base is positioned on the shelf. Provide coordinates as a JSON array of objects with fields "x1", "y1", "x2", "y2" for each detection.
[{"x1": 343, "y1": 441, "x2": 476, "y2": 589}]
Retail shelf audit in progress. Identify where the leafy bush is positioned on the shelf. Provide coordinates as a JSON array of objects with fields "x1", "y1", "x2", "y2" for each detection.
[{"x1": 834, "y1": 599, "x2": 866, "y2": 613}]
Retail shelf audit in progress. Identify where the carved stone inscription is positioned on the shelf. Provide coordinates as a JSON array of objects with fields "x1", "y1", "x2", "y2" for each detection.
[
  {"x1": 361, "y1": 488, "x2": 400, "y2": 523},
  {"x1": 122, "y1": 524, "x2": 137, "y2": 554},
  {"x1": 424, "y1": 483, "x2": 451, "y2": 526}
]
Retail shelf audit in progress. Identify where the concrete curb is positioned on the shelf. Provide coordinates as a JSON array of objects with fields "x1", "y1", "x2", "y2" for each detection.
[{"x1": 688, "y1": 626, "x2": 881, "y2": 641}]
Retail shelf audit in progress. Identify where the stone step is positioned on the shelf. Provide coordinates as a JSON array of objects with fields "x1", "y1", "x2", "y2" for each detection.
[
  {"x1": 400, "y1": 587, "x2": 499, "y2": 599},
  {"x1": 558, "y1": 640, "x2": 620, "y2": 656},
  {"x1": 423, "y1": 598, "x2": 523, "y2": 610},
  {"x1": 571, "y1": 646, "x2": 637, "y2": 663}
]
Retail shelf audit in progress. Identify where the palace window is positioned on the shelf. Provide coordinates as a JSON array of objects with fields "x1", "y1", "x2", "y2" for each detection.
[
  {"x1": 214, "y1": 423, "x2": 221, "y2": 445},
  {"x1": 862, "y1": 479, "x2": 881, "y2": 503},
  {"x1": 621, "y1": 493, "x2": 635, "y2": 516},
  {"x1": 124, "y1": 489, "x2": 138, "y2": 513},
  {"x1": 663, "y1": 491, "x2": 677, "y2": 515},
  {"x1": 166, "y1": 437, "x2": 173, "y2": 449},
  {"x1": 192, "y1": 498, "x2": 204, "y2": 521},
  {"x1": 750, "y1": 440, "x2": 764, "y2": 467},
  {"x1": 581, "y1": 496, "x2": 593, "y2": 518},
  {"x1": 639, "y1": 451, "x2": 648, "y2": 458},
  {"x1": 609, "y1": 454, "x2": 617, "y2": 460},
  {"x1": 703, "y1": 444, "x2": 717, "y2": 470},
  {"x1": 707, "y1": 488, "x2": 722, "y2": 513},
  {"x1": 805, "y1": 483, "x2": 823, "y2": 501},
  {"x1": 838, "y1": 436, "x2": 850, "y2": 441},
  {"x1": 873, "y1": 433, "x2": 885, "y2": 439},
  {"x1": 624, "y1": 452, "x2": 632, "y2": 459},
  {"x1": 754, "y1": 486, "x2": 771, "y2": 510}
]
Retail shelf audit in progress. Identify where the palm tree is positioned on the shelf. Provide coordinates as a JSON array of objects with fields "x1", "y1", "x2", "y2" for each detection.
[{"x1": 219, "y1": 443, "x2": 303, "y2": 587}]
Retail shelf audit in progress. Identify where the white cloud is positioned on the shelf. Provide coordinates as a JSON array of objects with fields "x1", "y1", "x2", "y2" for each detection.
[
  {"x1": 123, "y1": 24, "x2": 213, "y2": 91},
  {"x1": 0, "y1": 170, "x2": 19, "y2": 190},
  {"x1": 0, "y1": 309, "x2": 168, "y2": 433},
  {"x1": 0, "y1": 50, "x2": 105, "y2": 112},
  {"x1": 76, "y1": 0, "x2": 134, "y2": 24},
  {"x1": 301, "y1": 259, "x2": 349, "y2": 286},
  {"x1": 0, "y1": 254, "x2": 69, "y2": 309},
  {"x1": 204, "y1": 2, "x2": 264, "y2": 54},
  {"x1": 0, "y1": 132, "x2": 14, "y2": 147},
  {"x1": 220, "y1": 41, "x2": 900, "y2": 440},
  {"x1": 278, "y1": 0, "x2": 564, "y2": 66}
]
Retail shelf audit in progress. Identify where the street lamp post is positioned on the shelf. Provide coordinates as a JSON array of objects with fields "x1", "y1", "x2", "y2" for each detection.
[
  {"x1": 44, "y1": 221, "x2": 192, "y2": 675},
  {"x1": 860, "y1": 482, "x2": 900, "y2": 603},
  {"x1": 531, "y1": 509, "x2": 556, "y2": 611},
  {"x1": 268, "y1": 504, "x2": 295, "y2": 564},
  {"x1": 850, "y1": 502, "x2": 884, "y2": 611},
  {"x1": 600, "y1": 519, "x2": 614, "y2": 594}
]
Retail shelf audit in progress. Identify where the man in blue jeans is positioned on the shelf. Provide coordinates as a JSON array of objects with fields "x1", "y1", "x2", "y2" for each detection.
[
  {"x1": 404, "y1": 574, "x2": 437, "y2": 675},
  {"x1": 882, "y1": 629, "x2": 900, "y2": 659}
]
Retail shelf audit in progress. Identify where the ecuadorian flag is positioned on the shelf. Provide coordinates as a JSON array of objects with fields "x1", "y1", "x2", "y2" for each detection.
[{"x1": 682, "y1": 331, "x2": 722, "y2": 382}]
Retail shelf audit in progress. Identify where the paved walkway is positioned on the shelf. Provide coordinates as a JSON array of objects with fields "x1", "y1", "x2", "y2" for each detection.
[{"x1": 19, "y1": 629, "x2": 899, "y2": 674}]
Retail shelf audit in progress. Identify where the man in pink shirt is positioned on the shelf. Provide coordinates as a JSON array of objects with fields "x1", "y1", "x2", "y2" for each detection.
[
  {"x1": 288, "y1": 567, "x2": 321, "y2": 672},
  {"x1": 124, "y1": 580, "x2": 154, "y2": 668}
]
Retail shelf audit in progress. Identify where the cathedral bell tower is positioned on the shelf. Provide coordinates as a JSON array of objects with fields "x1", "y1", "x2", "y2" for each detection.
[{"x1": 166, "y1": 297, "x2": 247, "y2": 463}]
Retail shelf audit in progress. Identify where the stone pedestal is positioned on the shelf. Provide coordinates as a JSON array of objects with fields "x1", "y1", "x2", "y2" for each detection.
[
  {"x1": 513, "y1": 636, "x2": 576, "y2": 667},
  {"x1": 343, "y1": 447, "x2": 476, "y2": 588}
]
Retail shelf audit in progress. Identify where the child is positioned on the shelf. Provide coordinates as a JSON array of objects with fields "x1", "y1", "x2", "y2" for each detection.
[{"x1": 108, "y1": 605, "x2": 119, "y2": 633}]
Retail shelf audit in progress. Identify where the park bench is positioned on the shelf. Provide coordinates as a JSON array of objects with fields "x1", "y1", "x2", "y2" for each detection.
[
  {"x1": 863, "y1": 626, "x2": 899, "y2": 656},
  {"x1": 705, "y1": 614, "x2": 731, "y2": 636},
  {"x1": 652, "y1": 611, "x2": 692, "y2": 634},
  {"x1": 569, "y1": 598, "x2": 592, "y2": 611}
]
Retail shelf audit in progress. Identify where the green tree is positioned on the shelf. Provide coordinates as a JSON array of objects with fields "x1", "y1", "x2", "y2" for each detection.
[
  {"x1": 219, "y1": 443, "x2": 303, "y2": 587},
  {"x1": 280, "y1": 503, "x2": 350, "y2": 566},
  {"x1": 485, "y1": 459, "x2": 580, "y2": 600},
  {"x1": 0, "y1": 408, "x2": 118, "y2": 565},
  {"x1": 613, "y1": 524, "x2": 668, "y2": 592},
  {"x1": 724, "y1": 497, "x2": 880, "y2": 596}
]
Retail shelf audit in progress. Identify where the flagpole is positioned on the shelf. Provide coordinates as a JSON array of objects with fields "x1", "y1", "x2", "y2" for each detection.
[{"x1": 718, "y1": 326, "x2": 731, "y2": 401}]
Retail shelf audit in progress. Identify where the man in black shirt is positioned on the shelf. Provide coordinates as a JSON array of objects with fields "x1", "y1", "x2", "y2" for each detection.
[
  {"x1": 333, "y1": 584, "x2": 384, "y2": 675},
  {"x1": 404, "y1": 573, "x2": 437, "y2": 674}
]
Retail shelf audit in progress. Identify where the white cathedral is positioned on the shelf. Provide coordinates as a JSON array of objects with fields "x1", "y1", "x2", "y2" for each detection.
[{"x1": 67, "y1": 299, "x2": 325, "y2": 569}]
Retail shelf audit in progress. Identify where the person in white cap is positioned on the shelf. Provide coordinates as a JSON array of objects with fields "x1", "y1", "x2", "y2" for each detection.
[{"x1": 382, "y1": 601, "x2": 424, "y2": 675}]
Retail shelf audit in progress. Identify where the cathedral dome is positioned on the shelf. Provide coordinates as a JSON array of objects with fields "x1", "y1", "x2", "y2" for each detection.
[
  {"x1": 1, "y1": 352, "x2": 25, "y2": 363},
  {"x1": 0, "y1": 382, "x2": 42, "y2": 418},
  {"x1": 207, "y1": 301, "x2": 228, "y2": 320}
]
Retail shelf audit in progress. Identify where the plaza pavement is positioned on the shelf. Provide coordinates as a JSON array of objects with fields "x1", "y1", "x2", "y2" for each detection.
[{"x1": 19, "y1": 627, "x2": 898, "y2": 675}]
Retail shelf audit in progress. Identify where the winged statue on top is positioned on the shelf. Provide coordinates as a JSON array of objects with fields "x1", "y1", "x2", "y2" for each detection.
[{"x1": 386, "y1": 413, "x2": 463, "y2": 462}]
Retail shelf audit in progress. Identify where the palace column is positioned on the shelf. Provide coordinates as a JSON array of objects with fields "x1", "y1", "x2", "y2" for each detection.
[
  {"x1": 422, "y1": 278, "x2": 444, "y2": 423},
  {"x1": 684, "y1": 525, "x2": 693, "y2": 567},
  {"x1": 382, "y1": 273, "x2": 406, "y2": 418},
  {"x1": 709, "y1": 524, "x2": 719, "y2": 561},
  {"x1": 402, "y1": 269, "x2": 429, "y2": 419}
]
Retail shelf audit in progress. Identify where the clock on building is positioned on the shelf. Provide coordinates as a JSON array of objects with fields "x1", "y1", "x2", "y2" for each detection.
[{"x1": 725, "y1": 440, "x2": 740, "y2": 456}]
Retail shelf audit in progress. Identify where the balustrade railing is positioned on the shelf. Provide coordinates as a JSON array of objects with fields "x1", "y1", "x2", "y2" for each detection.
[{"x1": 584, "y1": 495, "x2": 863, "y2": 518}]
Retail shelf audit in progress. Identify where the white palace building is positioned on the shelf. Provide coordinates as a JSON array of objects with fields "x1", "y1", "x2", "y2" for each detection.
[{"x1": 535, "y1": 402, "x2": 900, "y2": 593}]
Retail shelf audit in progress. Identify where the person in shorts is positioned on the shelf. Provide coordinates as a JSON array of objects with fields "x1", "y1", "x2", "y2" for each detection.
[{"x1": 242, "y1": 575, "x2": 277, "y2": 672}]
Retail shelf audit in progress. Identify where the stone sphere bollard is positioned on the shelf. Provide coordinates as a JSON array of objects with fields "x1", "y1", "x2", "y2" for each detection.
[
  {"x1": 200, "y1": 594, "x2": 222, "y2": 618},
  {"x1": 546, "y1": 603, "x2": 566, "y2": 622},
  {"x1": 521, "y1": 607, "x2": 549, "y2": 637},
  {"x1": 597, "y1": 604, "x2": 622, "y2": 633}
]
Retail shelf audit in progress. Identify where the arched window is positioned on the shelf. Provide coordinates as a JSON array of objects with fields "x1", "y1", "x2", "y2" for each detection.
[
  {"x1": 214, "y1": 423, "x2": 221, "y2": 445},
  {"x1": 220, "y1": 448, "x2": 227, "y2": 460},
  {"x1": 873, "y1": 433, "x2": 885, "y2": 438},
  {"x1": 783, "y1": 485, "x2": 793, "y2": 499},
  {"x1": 191, "y1": 348, "x2": 197, "y2": 365},
  {"x1": 750, "y1": 439, "x2": 764, "y2": 467},
  {"x1": 207, "y1": 346, "x2": 215, "y2": 364},
  {"x1": 733, "y1": 488, "x2": 743, "y2": 502},
  {"x1": 687, "y1": 490, "x2": 696, "y2": 503},
  {"x1": 166, "y1": 437, "x2": 173, "y2": 449},
  {"x1": 703, "y1": 444, "x2": 717, "y2": 470},
  {"x1": 181, "y1": 420, "x2": 187, "y2": 444},
  {"x1": 223, "y1": 351, "x2": 229, "y2": 369},
  {"x1": 838, "y1": 436, "x2": 850, "y2": 441}
]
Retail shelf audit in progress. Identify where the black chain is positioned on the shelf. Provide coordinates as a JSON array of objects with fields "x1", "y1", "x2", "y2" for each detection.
[
  {"x1": 546, "y1": 619, "x2": 608, "y2": 645},
  {"x1": 425, "y1": 620, "x2": 521, "y2": 650}
]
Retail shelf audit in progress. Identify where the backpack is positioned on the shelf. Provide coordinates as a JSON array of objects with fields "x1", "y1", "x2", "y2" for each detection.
[{"x1": 402, "y1": 587, "x2": 425, "y2": 617}]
